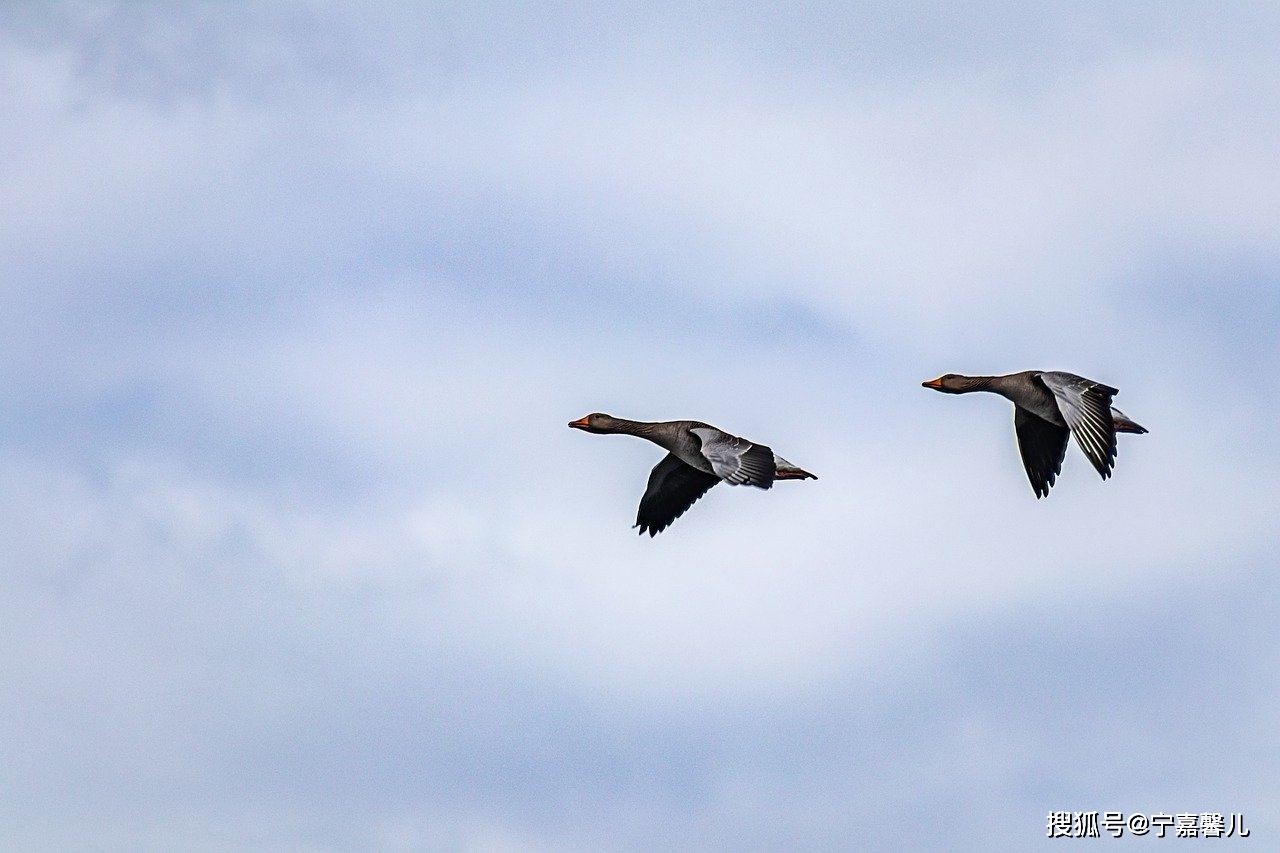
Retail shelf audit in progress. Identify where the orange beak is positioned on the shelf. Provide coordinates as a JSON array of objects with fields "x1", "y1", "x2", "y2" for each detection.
[
  {"x1": 568, "y1": 416, "x2": 590, "y2": 429},
  {"x1": 922, "y1": 377, "x2": 944, "y2": 389}
]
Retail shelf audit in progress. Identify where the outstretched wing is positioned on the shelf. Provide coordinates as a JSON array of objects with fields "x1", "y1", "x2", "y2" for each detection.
[
  {"x1": 635, "y1": 453, "x2": 721, "y2": 536},
  {"x1": 688, "y1": 427, "x2": 775, "y2": 488},
  {"x1": 1014, "y1": 407, "x2": 1070, "y2": 498},
  {"x1": 1038, "y1": 372, "x2": 1118, "y2": 479}
]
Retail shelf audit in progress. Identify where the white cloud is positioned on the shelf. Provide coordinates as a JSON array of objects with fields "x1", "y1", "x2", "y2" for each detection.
[{"x1": 2, "y1": 4, "x2": 1279, "y2": 849}]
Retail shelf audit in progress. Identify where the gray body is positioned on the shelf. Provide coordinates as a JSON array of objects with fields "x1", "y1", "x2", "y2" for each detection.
[
  {"x1": 923, "y1": 370, "x2": 1147, "y2": 498},
  {"x1": 568, "y1": 413, "x2": 816, "y2": 535}
]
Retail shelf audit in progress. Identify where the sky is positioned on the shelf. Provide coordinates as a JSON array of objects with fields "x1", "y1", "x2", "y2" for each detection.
[{"x1": 2, "y1": 3, "x2": 1278, "y2": 850}]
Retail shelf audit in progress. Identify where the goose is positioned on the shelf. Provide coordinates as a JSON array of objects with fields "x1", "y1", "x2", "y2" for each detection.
[
  {"x1": 922, "y1": 371, "x2": 1147, "y2": 498},
  {"x1": 568, "y1": 413, "x2": 816, "y2": 535}
]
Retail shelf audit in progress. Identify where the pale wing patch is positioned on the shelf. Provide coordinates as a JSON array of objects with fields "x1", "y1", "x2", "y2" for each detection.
[
  {"x1": 1039, "y1": 372, "x2": 1118, "y2": 479},
  {"x1": 689, "y1": 427, "x2": 775, "y2": 488}
]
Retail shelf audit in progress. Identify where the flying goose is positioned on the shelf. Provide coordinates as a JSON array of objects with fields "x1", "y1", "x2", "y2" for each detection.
[
  {"x1": 568, "y1": 413, "x2": 816, "y2": 535},
  {"x1": 922, "y1": 371, "x2": 1147, "y2": 497}
]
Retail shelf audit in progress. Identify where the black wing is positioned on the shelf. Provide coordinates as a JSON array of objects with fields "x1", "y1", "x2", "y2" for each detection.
[
  {"x1": 635, "y1": 453, "x2": 721, "y2": 536},
  {"x1": 1014, "y1": 407, "x2": 1070, "y2": 498}
]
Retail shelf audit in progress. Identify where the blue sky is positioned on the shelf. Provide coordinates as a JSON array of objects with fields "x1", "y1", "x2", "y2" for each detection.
[{"x1": 2, "y1": 3, "x2": 1278, "y2": 850}]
